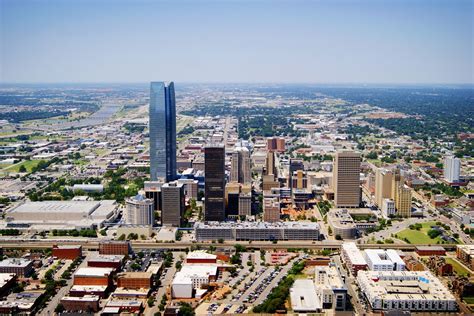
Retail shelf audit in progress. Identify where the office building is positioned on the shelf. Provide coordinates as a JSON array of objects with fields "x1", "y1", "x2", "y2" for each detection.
[
  {"x1": 267, "y1": 137, "x2": 285, "y2": 153},
  {"x1": 125, "y1": 194, "x2": 154, "y2": 226},
  {"x1": 375, "y1": 168, "x2": 392, "y2": 208},
  {"x1": 149, "y1": 81, "x2": 176, "y2": 182},
  {"x1": 176, "y1": 179, "x2": 199, "y2": 200},
  {"x1": 238, "y1": 191, "x2": 252, "y2": 217},
  {"x1": 225, "y1": 182, "x2": 241, "y2": 217},
  {"x1": 333, "y1": 151, "x2": 361, "y2": 207},
  {"x1": 396, "y1": 185, "x2": 412, "y2": 217},
  {"x1": 444, "y1": 156, "x2": 461, "y2": 183},
  {"x1": 52, "y1": 245, "x2": 82, "y2": 260},
  {"x1": 391, "y1": 168, "x2": 403, "y2": 201},
  {"x1": 60, "y1": 296, "x2": 100, "y2": 313},
  {"x1": 144, "y1": 181, "x2": 163, "y2": 211},
  {"x1": 117, "y1": 272, "x2": 153, "y2": 290},
  {"x1": 161, "y1": 181, "x2": 185, "y2": 227},
  {"x1": 381, "y1": 198, "x2": 396, "y2": 218},
  {"x1": 263, "y1": 195, "x2": 280, "y2": 222},
  {"x1": 99, "y1": 241, "x2": 130, "y2": 256},
  {"x1": 204, "y1": 145, "x2": 226, "y2": 221},
  {"x1": 231, "y1": 146, "x2": 251, "y2": 184},
  {"x1": 291, "y1": 170, "x2": 308, "y2": 189},
  {"x1": 265, "y1": 151, "x2": 277, "y2": 176},
  {"x1": 363, "y1": 249, "x2": 405, "y2": 271},
  {"x1": 357, "y1": 271, "x2": 456, "y2": 311},
  {"x1": 87, "y1": 255, "x2": 124, "y2": 270}
]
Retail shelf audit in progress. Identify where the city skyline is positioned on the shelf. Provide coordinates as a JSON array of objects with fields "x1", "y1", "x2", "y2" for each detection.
[{"x1": 1, "y1": 0, "x2": 472, "y2": 84}]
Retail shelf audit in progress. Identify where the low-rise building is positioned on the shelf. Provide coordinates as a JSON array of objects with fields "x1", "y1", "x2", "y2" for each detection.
[
  {"x1": 363, "y1": 249, "x2": 405, "y2": 271},
  {"x1": 117, "y1": 272, "x2": 153, "y2": 290},
  {"x1": 415, "y1": 246, "x2": 446, "y2": 257},
  {"x1": 87, "y1": 255, "x2": 124, "y2": 270},
  {"x1": 314, "y1": 265, "x2": 347, "y2": 310},
  {"x1": 171, "y1": 265, "x2": 218, "y2": 299},
  {"x1": 73, "y1": 267, "x2": 114, "y2": 287},
  {"x1": 52, "y1": 245, "x2": 82, "y2": 260},
  {"x1": 99, "y1": 241, "x2": 130, "y2": 256},
  {"x1": 341, "y1": 242, "x2": 367, "y2": 275},
  {"x1": 290, "y1": 279, "x2": 322, "y2": 313},
  {"x1": 456, "y1": 245, "x2": 474, "y2": 270},
  {"x1": 357, "y1": 271, "x2": 457, "y2": 311},
  {"x1": 186, "y1": 251, "x2": 217, "y2": 264},
  {"x1": 0, "y1": 258, "x2": 33, "y2": 277},
  {"x1": 60, "y1": 295, "x2": 100, "y2": 312}
]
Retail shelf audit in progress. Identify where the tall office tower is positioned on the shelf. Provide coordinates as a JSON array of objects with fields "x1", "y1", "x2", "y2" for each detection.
[
  {"x1": 444, "y1": 156, "x2": 461, "y2": 183},
  {"x1": 176, "y1": 179, "x2": 199, "y2": 200},
  {"x1": 265, "y1": 151, "x2": 277, "y2": 176},
  {"x1": 161, "y1": 181, "x2": 185, "y2": 226},
  {"x1": 395, "y1": 185, "x2": 412, "y2": 217},
  {"x1": 375, "y1": 168, "x2": 393, "y2": 208},
  {"x1": 225, "y1": 182, "x2": 241, "y2": 217},
  {"x1": 267, "y1": 137, "x2": 286, "y2": 153},
  {"x1": 333, "y1": 151, "x2": 361, "y2": 208},
  {"x1": 204, "y1": 145, "x2": 226, "y2": 221},
  {"x1": 144, "y1": 181, "x2": 163, "y2": 211},
  {"x1": 391, "y1": 169, "x2": 404, "y2": 202},
  {"x1": 126, "y1": 195, "x2": 154, "y2": 226},
  {"x1": 239, "y1": 184, "x2": 252, "y2": 217},
  {"x1": 291, "y1": 170, "x2": 308, "y2": 189},
  {"x1": 263, "y1": 196, "x2": 280, "y2": 222},
  {"x1": 149, "y1": 82, "x2": 176, "y2": 182},
  {"x1": 231, "y1": 146, "x2": 251, "y2": 184}
]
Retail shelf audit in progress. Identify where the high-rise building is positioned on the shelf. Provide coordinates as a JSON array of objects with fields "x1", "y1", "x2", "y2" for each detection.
[
  {"x1": 391, "y1": 169, "x2": 403, "y2": 201},
  {"x1": 231, "y1": 146, "x2": 251, "y2": 184},
  {"x1": 161, "y1": 181, "x2": 185, "y2": 227},
  {"x1": 263, "y1": 195, "x2": 280, "y2": 222},
  {"x1": 126, "y1": 195, "x2": 154, "y2": 226},
  {"x1": 238, "y1": 193, "x2": 252, "y2": 217},
  {"x1": 225, "y1": 182, "x2": 241, "y2": 217},
  {"x1": 333, "y1": 151, "x2": 361, "y2": 208},
  {"x1": 267, "y1": 137, "x2": 285, "y2": 153},
  {"x1": 444, "y1": 156, "x2": 461, "y2": 183},
  {"x1": 395, "y1": 185, "x2": 412, "y2": 217},
  {"x1": 291, "y1": 170, "x2": 308, "y2": 189},
  {"x1": 375, "y1": 168, "x2": 392, "y2": 208},
  {"x1": 149, "y1": 82, "x2": 177, "y2": 182},
  {"x1": 144, "y1": 181, "x2": 163, "y2": 211},
  {"x1": 204, "y1": 145, "x2": 226, "y2": 221},
  {"x1": 265, "y1": 151, "x2": 277, "y2": 176}
]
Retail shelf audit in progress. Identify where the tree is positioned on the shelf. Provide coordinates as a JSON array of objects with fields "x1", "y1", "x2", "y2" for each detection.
[
  {"x1": 178, "y1": 303, "x2": 195, "y2": 316},
  {"x1": 55, "y1": 303, "x2": 65, "y2": 313},
  {"x1": 18, "y1": 165, "x2": 27, "y2": 173}
]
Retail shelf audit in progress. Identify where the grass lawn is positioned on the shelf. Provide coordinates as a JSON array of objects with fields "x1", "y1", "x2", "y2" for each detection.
[
  {"x1": 463, "y1": 297, "x2": 474, "y2": 305},
  {"x1": 445, "y1": 258, "x2": 471, "y2": 277},
  {"x1": 395, "y1": 221, "x2": 457, "y2": 245},
  {"x1": 3, "y1": 160, "x2": 42, "y2": 173}
]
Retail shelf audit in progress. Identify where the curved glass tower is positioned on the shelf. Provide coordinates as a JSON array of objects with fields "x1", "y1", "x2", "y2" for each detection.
[{"x1": 149, "y1": 82, "x2": 176, "y2": 182}]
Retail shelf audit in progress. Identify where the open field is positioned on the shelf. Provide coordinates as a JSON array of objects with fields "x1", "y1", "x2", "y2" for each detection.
[
  {"x1": 2, "y1": 160, "x2": 42, "y2": 173},
  {"x1": 445, "y1": 257, "x2": 471, "y2": 277},
  {"x1": 395, "y1": 221, "x2": 458, "y2": 245}
]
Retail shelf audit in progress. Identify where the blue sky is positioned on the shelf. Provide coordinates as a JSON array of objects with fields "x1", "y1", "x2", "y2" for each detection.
[{"x1": 1, "y1": 0, "x2": 472, "y2": 83}]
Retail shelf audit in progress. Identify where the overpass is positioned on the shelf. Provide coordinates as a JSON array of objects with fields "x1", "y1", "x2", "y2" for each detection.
[{"x1": 0, "y1": 239, "x2": 460, "y2": 252}]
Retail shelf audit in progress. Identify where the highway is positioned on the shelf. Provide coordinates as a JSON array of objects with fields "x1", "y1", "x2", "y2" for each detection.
[{"x1": 0, "y1": 239, "x2": 461, "y2": 251}]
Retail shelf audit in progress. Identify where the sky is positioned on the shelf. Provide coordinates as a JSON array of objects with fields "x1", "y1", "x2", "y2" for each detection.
[{"x1": 1, "y1": 0, "x2": 473, "y2": 84}]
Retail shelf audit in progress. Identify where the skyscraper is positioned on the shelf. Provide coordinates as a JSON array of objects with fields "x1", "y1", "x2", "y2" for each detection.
[
  {"x1": 204, "y1": 145, "x2": 226, "y2": 221},
  {"x1": 444, "y1": 156, "x2": 461, "y2": 183},
  {"x1": 161, "y1": 181, "x2": 185, "y2": 227},
  {"x1": 375, "y1": 168, "x2": 392, "y2": 208},
  {"x1": 231, "y1": 146, "x2": 251, "y2": 184},
  {"x1": 149, "y1": 82, "x2": 176, "y2": 182},
  {"x1": 333, "y1": 151, "x2": 361, "y2": 208}
]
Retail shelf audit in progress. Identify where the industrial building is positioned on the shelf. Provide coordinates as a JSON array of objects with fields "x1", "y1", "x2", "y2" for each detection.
[{"x1": 357, "y1": 271, "x2": 457, "y2": 311}]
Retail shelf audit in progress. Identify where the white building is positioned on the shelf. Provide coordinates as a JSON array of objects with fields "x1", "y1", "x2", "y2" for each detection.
[
  {"x1": 171, "y1": 265, "x2": 218, "y2": 299},
  {"x1": 363, "y1": 249, "x2": 405, "y2": 271},
  {"x1": 357, "y1": 271, "x2": 457, "y2": 311},
  {"x1": 125, "y1": 194, "x2": 154, "y2": 226},
  {"x1": 314, "y1": 265, "x2": 347, "y2": 310},
  {"x1": 444, "y1": 156, "x2": 460, "y2": 183},
  {"x1": 382, "y1": 198, "x2": 396, "y2": 218},
  {"x1": 341, "y1": 242, "x2": 367, "y2": 275},
  {"x1": 290, "y1": 279, "x2": 322, "y2": 313}
]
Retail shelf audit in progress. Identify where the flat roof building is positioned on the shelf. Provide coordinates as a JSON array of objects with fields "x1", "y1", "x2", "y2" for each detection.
[
  {"x1": 364, "y1": 249, "x2": 405, "y2": 272},
  {"x1": 333, "y1": 151, "x2": 361, "y2": 208},
  {"x1": 341, "y1": 242, "x2": 367, "y2": 275},
  {"x1": 290, "y1": 279, "x2": 322, "y2": 313},
  {"x1": 0, "y1": 258, "x2": 33, "y2": 277}
]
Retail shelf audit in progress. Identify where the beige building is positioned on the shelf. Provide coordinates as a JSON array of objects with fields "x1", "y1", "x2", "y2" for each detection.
[
  {"x1": 263, "y1": 195, "x2": 280, "y2": 222},
  {"x1": 231, "y1": 146, "x2": 251, "y2": 184},
  {"x1": 395, "y1": 185, "x2": 412, "y2": 217},
  {"x1": 375, "y1": 168, "x2": 392, "y2": 208},
  {"x1": 333, "y1": 151, "x2": 361, "y2": 208},
  {"x1": 126, "y1": 195, "x2": 154, "y2": 226}
]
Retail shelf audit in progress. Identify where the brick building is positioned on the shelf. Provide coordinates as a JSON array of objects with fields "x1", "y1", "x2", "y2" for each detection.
[
  {"x1": 415, "y1": 246, "x2": 446, "y2": 257},
  {"x1": 185, "y1": 251, "x2": 217, "y2": 264},
  {"x1": 52, "y1": 245, "x2": 82, "y2": 260},
  {"x1": 99, "y1": 241, "x2": 131, "y2": 256},
  {"x1": 60, "y1": 295, "x2": 100, "y2": 312},
  {"x1": 117, "y1": 272, "x2": 153, "y2": 290},
  {"x1": 87, "y1": 255, "x2": 124, "y2": 270},
  {"x1": 0, "y1": 259, "x2": 33, "y2": 277},
  {"x1": 73, "y1": 267, "x2": 114, "y2": 287}
]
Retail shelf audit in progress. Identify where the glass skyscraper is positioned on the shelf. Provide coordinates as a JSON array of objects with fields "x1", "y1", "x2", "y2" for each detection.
[{"x1": 149, "y1": 82, "x2": 177, "y2": 182}]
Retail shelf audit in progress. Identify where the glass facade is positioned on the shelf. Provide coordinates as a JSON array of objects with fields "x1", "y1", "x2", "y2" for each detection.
[{"x1": 149, "y1": 82, "x2": 176, "y2": 182}]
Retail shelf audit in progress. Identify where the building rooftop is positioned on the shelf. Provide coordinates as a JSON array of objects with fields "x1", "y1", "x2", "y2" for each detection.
[
  {"x1": 0, "y1": 258, "x2": 32, "y2": 268},
  {"x1": 342, "y1": 242, "x2": 367, "y2": 266},
  {"x1": 61, "y1": 295, "x2": 100, "y2": 302},
  {"x1": 0, "y1": 273, "x2": 15, "y2": 288},
  {"x1": 89, "y1": 254, "x2": 125, "y2": 263},
  {"x1": 117, "y1": 272, "x2": 152, "y2": 279},
  {"x1": 75, "y1": 267, "x2": 114, "y2": 277},
  {"x1": 364, "y1": 249, "x2": 404, "y2": 267},
  {"x1": 186, "y1": 251, "x2": 217, "y2": 260},
  {"x1": 290, "y1": 279, "x2": 321, "y2": 312},
  {"x1": 195, "y1": 221, "x2": 320, "y2": 230}
]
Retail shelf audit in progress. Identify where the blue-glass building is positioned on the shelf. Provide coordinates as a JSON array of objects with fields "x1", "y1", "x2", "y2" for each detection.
[{"x1": 149, "y1": 82, "x2": 177, "y2": 182}]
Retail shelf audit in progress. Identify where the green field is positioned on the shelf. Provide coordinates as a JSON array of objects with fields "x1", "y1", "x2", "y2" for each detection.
[
  {"x1": 445, "y1": 258, "x2": 471, "y2": 277},
  {"x1": 2, "y1": 160, "x2": 42, "y2": 173},
  {"x1": 463, "y1": 297, "x2": 474, "y2": 305},
  {"x1": 395, "y1": 221, "x2": 458, "y2": 245}
]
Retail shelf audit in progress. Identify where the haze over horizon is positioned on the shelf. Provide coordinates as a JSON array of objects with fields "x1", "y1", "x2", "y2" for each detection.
[{"x1": 1, "y1": 0, "x2": 473, "y2": 84}]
